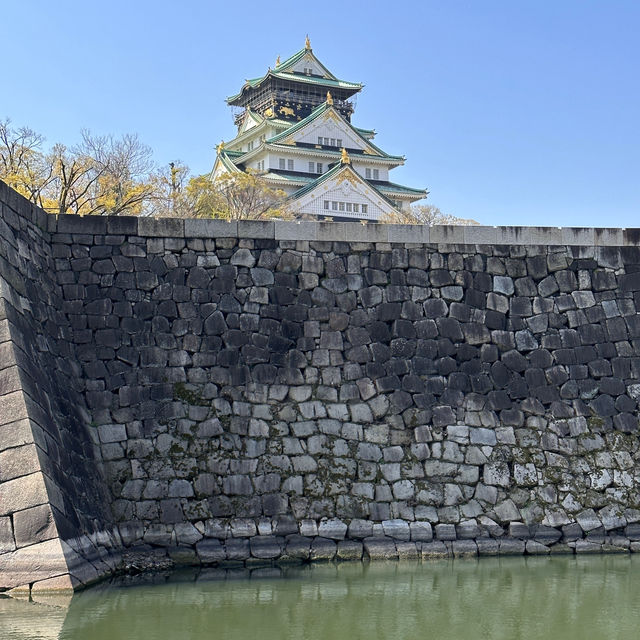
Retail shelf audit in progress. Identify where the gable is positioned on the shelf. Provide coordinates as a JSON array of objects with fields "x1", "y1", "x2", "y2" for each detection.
[
  {"x1": 237, "y1": 111, "x2": 263, "y2": 135},
  {"x1": 292, "y1": 167, "x2": 397, "y2": 221},
  {"x1": 278, "y1": 109, "x2": 380, "y2": 155},
  {"x1": 281, "y1": 51, "x2": 335, "y2": 80}
]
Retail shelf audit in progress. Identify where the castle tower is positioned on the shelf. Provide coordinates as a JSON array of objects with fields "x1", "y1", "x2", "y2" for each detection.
[{"x1": 213, "y1": 38, "x2": 427, "y2": 221}]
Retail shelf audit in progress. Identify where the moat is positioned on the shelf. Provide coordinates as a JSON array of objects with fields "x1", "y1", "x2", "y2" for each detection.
[{"x1": 2, "y1": 555, "x2": 639, "y2": 639}]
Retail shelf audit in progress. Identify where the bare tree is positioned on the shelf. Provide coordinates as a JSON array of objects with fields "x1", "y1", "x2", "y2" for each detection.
[
  {"x1": 381, "y1": 204, "x2": 480, "y2": 226},
  {"x1": 0, "y1": 119, "x2": 54, "y2": 206}
]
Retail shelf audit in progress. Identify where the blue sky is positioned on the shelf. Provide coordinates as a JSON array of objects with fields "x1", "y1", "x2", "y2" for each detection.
[{"x1": 2, "y1": 1, "x2": 639, "y2": 227}]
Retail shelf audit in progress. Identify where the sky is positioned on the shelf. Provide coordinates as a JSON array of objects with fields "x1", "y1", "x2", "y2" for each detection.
[{"x1": 2, "y1": 1, "x2": 639, "y2": 227}]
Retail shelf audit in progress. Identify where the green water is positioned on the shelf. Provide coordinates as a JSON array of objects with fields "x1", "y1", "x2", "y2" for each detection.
[{"x1": 2, "y1": 556, "x2": 640, "y2": 639}]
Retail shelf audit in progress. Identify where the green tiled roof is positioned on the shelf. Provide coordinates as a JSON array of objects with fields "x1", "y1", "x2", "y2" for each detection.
[
  {"x1": 227, "y1": 47, "x2": 362, "y2": 104},
  {"x1": 374, "y1": 181, "x2": 428, "y2": 197}
]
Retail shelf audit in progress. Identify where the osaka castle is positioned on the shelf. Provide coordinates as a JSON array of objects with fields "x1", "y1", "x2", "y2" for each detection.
[{"x1": 212, "y1": 37, "x2": 427, "y2": 221}]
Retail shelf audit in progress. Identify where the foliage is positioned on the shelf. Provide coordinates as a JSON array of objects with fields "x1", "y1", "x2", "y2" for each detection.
[
  {"x1": 189, "y1": 170, "x2": 291, "y2": 220},
  {"x1": 0, "y1": 119, "x2": 158, "y2": 216},
  {"x1": 381, "y1": 204, "x2": 480, "y2": 226}
]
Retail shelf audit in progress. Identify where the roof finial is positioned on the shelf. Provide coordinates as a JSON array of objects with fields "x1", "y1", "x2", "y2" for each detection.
[
  {"x1": 276, "y1": 55, "x2": 281, "y2": 66},
  {"x1": 340, "y1": 148, "x2": 350, "y2": 165},
  {"x1": 326, "y1": 91, "x2": 333, "y2": 106},
  {"x1": 216, "y1": 140, "x2": 225, "y2": 154},
  {"x1": 305, "y1": 35, "x2": 311, "y2": 50}
]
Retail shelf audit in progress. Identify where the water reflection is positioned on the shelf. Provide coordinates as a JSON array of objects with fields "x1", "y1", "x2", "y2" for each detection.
[{"x1": 2, "y1": 556, "x2": 639, "y2": 640}]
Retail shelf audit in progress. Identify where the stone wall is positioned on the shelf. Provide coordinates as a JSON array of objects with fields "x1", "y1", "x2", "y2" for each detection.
[{"x1": 2, "y1": 179, "x2": 640, "y2": 590}]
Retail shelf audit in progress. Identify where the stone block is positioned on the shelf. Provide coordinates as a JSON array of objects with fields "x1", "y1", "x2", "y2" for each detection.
[
  {"x1": 526, "y1": 540, "x2": 550, "y2": 555},
  {"x1": 185, "y1": 218, "x2": 237, "y2": 238},
  {"x1": 318, "y1": 518, "x2": 347, "y2": 540},
  {"x1": 138, "y1": 217, "x2": 184, "y2": 237},
  {"x1": 57, "y1": 214, "x2": 107, "y2": 234},
  {"x1": 452, "y1": 540, "x2": 478, "y2": 557},
  {"x1": 382, "y1": 519, "x2": 410, "y2": 541},
  {"x1": 0, "y1": 472, "x2": 49, "y2": 516},
  {"x1": 275, "y1": 221, "x2": 318, "y2": 241},
  {"x1": 13, "y1": 504, "x2": 57, "y2": 547},
  {"x1": 0, "y1": 538, "x2": 70, "y2": 590},
  {"x1": 420, "y1": 541, "x2": 449, "y2": 559},
  {"x1": 196, "y1": 538, "x2": 225, "y2": 564},
  {"x1": 435, "y1": 524, "x2": 457, "y2": 541},
  {"x1": 250, "y1": 535, "x2": 282, "y2": 559},
  {"x1": 0, "y1": 443, "x2": 41, "y2": 483},
  {"x1": 364, "y1": 537, "x2": 398, "y2": 560},
  {"x1": 498, "y1": 539, "x2": 526, "y2": 555},
  {"x1": 310, "y1": 536, "x2": 337, "y2": 561},
  {"x1": 0, "y1": 390, "x2": 29, "y2": 427}
]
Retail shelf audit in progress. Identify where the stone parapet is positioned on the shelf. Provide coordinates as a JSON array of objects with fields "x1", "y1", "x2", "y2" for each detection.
[{"x1": 47, "y1": 214, "x2": 640, "y2": 245}]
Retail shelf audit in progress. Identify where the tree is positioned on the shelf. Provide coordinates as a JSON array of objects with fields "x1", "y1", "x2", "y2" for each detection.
[
  {"x1": 153, "y1": 161, "x2": 197, "y2": 218},
  {"x1": 49, "y1": 130, "x2": 156, "y2": 216},
  {"x1": 190, "y1": 171, "x2": 291, "y2": 220},
  {"x1": 381, "y1": 204, "x2": 480, "y2": 226},
  {"x1": 0, "y1": 118, "x2": 54, "y2": 207},
  {"x1": 0, "y1": 118, "x2": 158, "y2": 216}
]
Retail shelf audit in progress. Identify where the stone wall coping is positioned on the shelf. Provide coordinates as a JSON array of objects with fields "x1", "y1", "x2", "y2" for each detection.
[{"x1": 47, "y1": 214, "x2": 640, "y2": 246}]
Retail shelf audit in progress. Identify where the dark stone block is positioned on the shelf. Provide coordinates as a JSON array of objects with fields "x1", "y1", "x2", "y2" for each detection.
[
  {"x1": 429, "y1": 269, "x2": 453, "y2": 286},
  {"x1": 589, "y1": 394, "x2": 616, "y2": 417},
  {"x1": 613, "y1": 413, "x2": 638, "y2": 432},
  {"x1": 393, "y1": 319, "x2": 416, "y2": 339},
  {"x1": 619, "y1": 272, "x2": 640, "y2": 292},
  {"x1": 436, "y1": 356, "x2": 457, "y2": 375},
  {"x1": 432, "y1": 405, "x2": 456, "y2": 426},
  {"x1": 423, "y1": 298, "x2": 448, "y2": 319},
  {"x1": 376, "y1": 375, "x2": 401, "y2": 392},
  {"x1": 501, "y1": 350, "x2": 528, "y2": 372},
  {"x1": 437, "y1": 338, "x2": 456, "y2": 357},
  {"x1": 487, "y1": 390, "x2": 512, "y2": 410},
  {"x1": 377, "y1": 303, "x2": 401, "y2": 322},
  {"x1": 577, "y1": 324, "x2": 605, "y2": 345},
  {"x1": 365, "y1": 321, "x2": 388, "y2": 342},
  {"x1": 485, "y1": 310, "x2": 506, "y2": 330}
]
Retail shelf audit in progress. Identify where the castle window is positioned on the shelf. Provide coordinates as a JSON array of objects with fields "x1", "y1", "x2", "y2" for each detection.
[
  {"x1": 330, "y1": 138, "x2": 335, "y2": 146},
  {"x1": 309, "y1": 161, "x2": 315, "y2": 173},
  {"x1": 318, "y1": 136, "x2": 323, "y2": 145},
  {"x1": 346, "y1": 203, "x2": 352, "y2": 212},
  {"x1": 332, "y1": 201, "x2": 338, "y2": 211},
  {"x1": 337, "y1": 139, "x2": 342, "y2": 147},
  {"x1": 339, "y1": 202, "x2": 345, "y2": 212},
  {"x1": 362, "y1": 204, "x2": 368, "y2": 214},
  {"x1": 316, "y1": 163, "x2": 323, "y2": 173},
  {"x1": 365, "y1": 168, "x2": 371, "y2": 179},
  {"x1": 353, "y1": 204, "x2": 359, "y2": 212},
  {"x1": 287, "y1": 159, "x2": 294, "y2": 171},
  {"x1": 373, "y1": 169, "x2": 379, "y2": 180},
  {"x1": 324, "y1": 201, "x2": 329, "y2": 210},
  {"x1": 279, "y1": 158, "x2": 285, "y2": 169}
]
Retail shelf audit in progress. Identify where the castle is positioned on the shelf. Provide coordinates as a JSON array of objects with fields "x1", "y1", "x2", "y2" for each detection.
[{"x1": 212, "y1": 37, "x2": 427, "y2": 221}]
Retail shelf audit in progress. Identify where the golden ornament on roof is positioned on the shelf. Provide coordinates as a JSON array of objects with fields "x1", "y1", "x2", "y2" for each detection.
[
  {"x1": 216, "y1": 140, "x2": 225, "y2": 153},
  {"x1": 276, "y1": 55, "x2": 281, "y2": 66},
  {"x1": 305, "y1": 35, "x2": 311, "y2": 50},
  {"x1": 264, "y1": 107, "x2": 274, "y2": 118},
  {"x1": 340, "y1": 148, "x2": 350, "y2": 165},
  {"x1": 326, "y1": 91, "x2": 333, "y2": 106}
]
